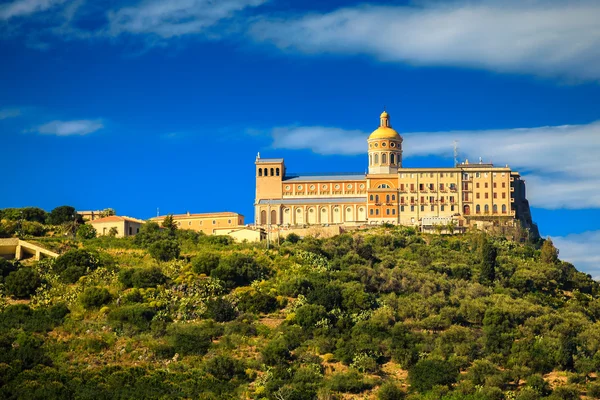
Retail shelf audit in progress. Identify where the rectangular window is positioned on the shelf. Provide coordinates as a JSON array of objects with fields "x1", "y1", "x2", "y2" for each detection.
[
  {"x1": 420, "y1": 205, "x2": 424, "y2": 212},
  {"x1": 494, "y1": 193, "x2": 497, "y2": 199},
  {"x1": 420, "y1": 183, "x2": 424, "y2": 191},
  {"x1": 386, "y1": 209, "x2": 390, "y2": 215},
  {"x1": 502, "y1": 182, "x2": 506, "y2": 188},
  {"x1": 370, "y1": 209, "x2": 374, "y2": 215},
  {"x1": 441, "y1": 205, "x2": 445, "y2": 211},
  {"x1": 476, "y1": 183, "x2": 480, "y2": 188},
  {"x1": 401, "y1": 173, "x2": 405, "y2": 178},
  {"x1": 451, "y1": 205, "x2": 455, "y2": 212},
  {"x1": 370, "y1": 195, "x2": 374, "y2": 201},
  {"x1": 410, "y1": 184, "x2": 415, "y2": 191},
  {"x1": 485, "y1": 183, "x2": 489, "y2": 188},
  {"x1": 129, "y1": 226, "x2": 132, "y2": 235},
  {"x1": 400, "y1": 184, "x2": 405, "y2": 191},
  {"x1": 502, "y1": 193, "x2": 506, "y2": 199},
  {"x1": 420, "y1": 196, "x2": 425, "y2": 203},
  {"x1": 430, "y1": 173, "x2": 434, "y2": 178},
  {"x1": 188, "y1": 221, "x2": 192, "y2": 226},
  {"x1": 440, "y1": 183, "x2": 445, "y2": 190},
  {"x1": 411, "y1": 206, "x2": 415, "y2": 212},
  {"x1": 429, "y1": 184, "x2": 434, "y2": 190},
  {"x1": 392, "y1": 209, "x2": 396, "y2": 215},
  {"x1": 431, "y1": 205, "x2": 435, "y2": 211},
  {"x1": 212, "y1": 220, "x2": 216, "y2": 224},
  {"x1": 485, "y1": 193, "x2": 489, "y2": 199},
  {"x1": 476, "y1": 193, "x2": 480, "y2": 199},
  {"x1": 392, "y1": 195, "x2": 396, "y2": 201},
  {"x1": 429, "y1": 196, "x2": 434, "y2": 203},
  {"x1": 450, "y1": 196, "x2": 454, "y2": 203},
  {"x1": 401, "y1": 206, "x2": 405, "y2": 212},
  {"x1": 411, "y1": 197, "x2": 415, "y2": 204},
  {"x1": 493, "y1": 182, "x2": 497, "y2": 188},
  {"x1": 376, "y1": 209, "x2": 379, "y2": 215}
]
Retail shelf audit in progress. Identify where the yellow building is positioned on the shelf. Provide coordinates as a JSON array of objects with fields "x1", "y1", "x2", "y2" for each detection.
[
  {"x1": 89, "y1": 216, "x2": 145, "y2": 237},
  {"x1": 150, "y1": 212, "x2": 244, "y2": 235},
  {"x1": 255, "y1": 110, "x2": 535, "y2": 231}
]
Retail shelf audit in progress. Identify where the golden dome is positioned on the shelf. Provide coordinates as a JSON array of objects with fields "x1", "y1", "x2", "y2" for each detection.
[
  {"x1": 369, "y1": 126, "x2": 401, "y2": 140},
  {"x1": 369, "y1": 109, "x2": 401, "y2": 140}
]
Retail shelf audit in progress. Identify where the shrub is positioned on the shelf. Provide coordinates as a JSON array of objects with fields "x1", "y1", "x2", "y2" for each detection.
[
  {"x1": 328, "y1": 370, "x2": 372, "y2": 394},
  {"x1": 77, "y1": 224, "x2": 97, "y2": 240},
  {"x1": 21, "y1": 221, "x2": 47, "y2": 236},
  {"x1": 588, "y1": 383, "x2": 600, "y2": 399},
  {"x1": 549, "y1": 385, "x2": 579, "y2": 400},
  {"x1": 526, "y1": 374, "x2": 551, "y2": 396},
  {"x1": 378, "y1": 381, "x2": 405, "y2": 400},
  {"x1": 80, "y1": 287, "x2": 112, "y2": 309},
  {"x1": 262, "y1": 338, "x2": 293, "y2": 366},
  {"x1": 148, "y1": 239, "x2": 180, "y2": 262},
  {"x1": 294, "y1": 304, "x2": 327, "y2": 329},
  {"x1": 0, "y1": 303, "x2": 69, "y2": 332},
  {"x1": 167, "y1": 322, "x2": 221, "y2": 356},
  {"x1": 408, "y1": 359, "x2": 459, "y2": 393},
  {"x1": 204, "y1": 298, "x2": 237, "y2": 322},
  {"x1": 53, "y1": 249, "x2": 99, "y2": 283},
  {"x1": 0, "y1": 259, "x2": 18, "y2": 282},
  {"x1": 286, "y1": 233, "x2": 300, "y2": 244},
  {"x1": 108, "y1": 305, "x2": 156, "y2": 331},
  {"x1": 211, "y1": 253, "x2": 267, "y2": 288},
  {"x1": 237, "y1": 290, "x2": 279, "y2": 314},
  {"x1": 192, "y1": 253, "x2": 220, "y2": 275},
  {"x1": 5, "y1": 268, "x2": 41, "y2": 299},
  {"x1": 119, "y1": 267, "x2": 167, "y2": 288},
  {"x1": 203, "y1": 355, "x2": 245, "y2": 381}
]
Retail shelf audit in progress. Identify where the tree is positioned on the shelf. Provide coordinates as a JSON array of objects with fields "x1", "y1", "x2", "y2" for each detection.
[
  {"x1": 148, "y1": 239, "x2": 180, "y2": 262},
  {"x1": 108, "y1": 227, "x2": 118, "y2": 237},
  {"x1": 479, "y1": 240, "x2": 497, "y2": 285},
  {"x1": 5, "y1": 268, "x2": 41, "y2": 299},
  {"x1": 541, "y1": 238, "x2": 559, "y2": 264},
  {"x1": 408, "y1": 359, "x2": 459, "y2": 393},
  {"x1": 47, "y1": 205, "x2": 79, "y2": 225},
  {"x1": 80, "y1": 287, "x2": 112, "y2": 309},
  {"x1": 77, "y1": 224, "x2": 97, "y2": 240},
  {"x1": 378, "y1": 381, "x2": 405, "y2": 400},
  {"x1": 192, "y1": 252, "x2": 220, "y2": 275},
  {"x1": 161, "y1": 215, "x2": 177, "y2": 234},
  {"x1": 99, "y1": 208, "x2": 116, "y2": 218}
]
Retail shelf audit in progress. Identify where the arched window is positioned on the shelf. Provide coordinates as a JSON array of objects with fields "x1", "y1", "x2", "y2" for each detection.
[
  {"x1": 374, "y1": 154, "x2": 379, "y2": 164},
  {"x1": 392, "y1": 195, "x2": 396, "y2": 201},
  {"x1": 377, "y1": 184, "x2": 390, "y2": 188},
  {"x1": 270, "y1": 168, "x2": 274, "y2": 176},
  {"x1": 276, "y1": 168, "x2": 280, "y2": 176},
  {"x1": 493, "y1": 204, "x2": 498, "y2": 214},
  {"x1": 369, "y1": 195, "x2": 374, "y2": 201},
  {"x1": 382, "y1": 153, "x2": 387, "y2": 164},
  {"x1": 260, "y1": 210, "x2": 267, "y2": 225},
  {"x1": 464, "y1": 205, "x2": 470, "y2": 215},
  {"x1": 369, "y1": 154, "x2": 372, "y2": 165},
  {"x1": 386, "y1": 194, "x2": 390, "y2": 202},
  {"x1": 391, "y1": 154, "x2": 395, "y2": 165},
  {"x1": 476, "y1": 205, "x2": 481, "y2": 214},
  {"x1": 271, "y1": 210, "x2": 277, "y2": 225},
  {"x1": 375, "y1": 195, "x2": 380, "y2": 203},
  {"x1": 502, "y1": 204, "x2": 507, "y2": 214},
  {"x1": 484, "y1": 204, "x2": 489, "y2": 213},
  {"x1": 258, "y1": 168, "x2": 263, "y2": 177}
]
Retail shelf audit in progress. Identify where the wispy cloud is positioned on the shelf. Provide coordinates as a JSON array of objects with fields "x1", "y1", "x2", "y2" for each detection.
[
  {"x1": 107, "y1": 0, "x2": 266, "y2": 39},
  {"x1": 36, "y1": 119, "x2": 104, "y2": 136},
  {"x1": 552, "y1": 231, "x2": 600, "y2": 279},
  {"x1": 0, "y1": 108, "x2": 21, "y2": 119},
  {"x1": 270, "y1": 120, "x2": 600, "y2": 210},
  {"x1": 0, "y1": 0, "x2": 66, "y2": 20},
  {"x1": 250, "y1": 0, "x2": 600, "y2": 82}
]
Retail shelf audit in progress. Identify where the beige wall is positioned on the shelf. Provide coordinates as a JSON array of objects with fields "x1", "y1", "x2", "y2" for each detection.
[
  {"x1": 91, "y1": 220, "x2": 143, "y2": 238},
  {"x1": 151, "y1": 214, "x2": 244, "y2": 235}
]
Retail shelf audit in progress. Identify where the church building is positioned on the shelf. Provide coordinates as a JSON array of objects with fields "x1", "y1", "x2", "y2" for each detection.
[{"x1": 255, "y1": 111, "x2": 533, "y2": 230}]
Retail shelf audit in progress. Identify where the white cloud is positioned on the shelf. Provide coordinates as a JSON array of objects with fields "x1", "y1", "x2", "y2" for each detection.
[
  {"x1": 107, "y1": 0, "x2": 266, "y2": 39},
  {"x1": 269, "y1": 120, "x2": 600, "y2": 210},
  {"x1": 36, "y1": 119, "x2": 104, "y2": 136},
  {"x1": 551, "y1": 231, "x2": 600, "y2": 279},
  {"x1": 250, "y1": 0, "x2": 600, "y2": 81},
  {"x1": 0, "y1": 0, "x2": 66, "y2": 20},
  {"x1": 0, "y1": 108, "x2": 21, "y2": 119}
]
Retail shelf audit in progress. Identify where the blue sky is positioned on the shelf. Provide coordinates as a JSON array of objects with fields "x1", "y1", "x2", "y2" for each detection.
[{"x1": 1, "y1": 0, "x2": 600, "y2": 275}]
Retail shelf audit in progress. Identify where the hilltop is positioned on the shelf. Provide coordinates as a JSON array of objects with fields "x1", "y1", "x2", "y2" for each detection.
[{"x1": 0, "y1": 222, "x2": 599, "y2": 400}]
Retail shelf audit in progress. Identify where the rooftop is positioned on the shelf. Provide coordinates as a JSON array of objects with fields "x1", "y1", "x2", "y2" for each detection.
[
  {"x1": 89, "y1": 215, "x2": 145, "y2": 224},
  {"x1": 283, "y1": 172, "x2": 366, "y2": 182},
  {"x1": 150, "y1": 212, "x2": 243, "y2": 220},
  {"x1": 258, "y1": 197, "x2": 366, "y2": 205},
  {"x1": 256, "y1": 158, "x2": 284, "y2": 163}
]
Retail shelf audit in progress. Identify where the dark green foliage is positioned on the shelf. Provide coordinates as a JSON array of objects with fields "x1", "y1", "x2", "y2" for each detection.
[
  {"x1": 76, "y1": 224, "x2": 97, "y2": 239},
  {"x1": 389, "y1": 322, "x2": 418, "y2": 368},
  {"x1": 161, "y1": 214, "x2": 177, "y2": 233},
  {"x1": 211, "y1": 253, "x2": 268, "y2": 288},
  {"x1": 148, "y1": 239, "x2": 180, "y2": 262},
  {"x1": 237, "y1": 290, "x2": 279, "y2": 314},
  {"x1": 108, "y1": 305, "x2": 156, "y2": 331},
  {"x1": 541, "y1": 238, "x2": 559, "y2": 264},
  {"x1": 192, "y1": 252, "x2": 220, "y2": 275},
  {"x1": 262, "y1": 338, "x2": 293, "y2": 366},
  {"x1": 204, "y1": 297, "x2": 237, "y2": 322},
  {"x1": 133, "y1": 221, "x2": 165, "y2": 247},
  {"x1": 378, "y1": 381, "x2": 405, "y2": 400},
  {"x1": 286, "y1": 233, "x2": 300, "y2": 244},
  {"x1": 0, "y1": 207, "x2": 47, "y2": 223},
  {"x1": 328, "y1": 370, "x2": 373, "y2": 394},
  {"x1": 294, "y1": 304, "x2": 327, "y2": 329},
  {"x1": 119, "y1": 267, "x2": 167, "y2": 288},
  {"x1": 47, "y1": 205, "x2": 80, "y2": 225},
  {"x1": 479, "y1": 240, "x2": 497, "y2": 285},
  {"x1": 53, "y1": 249, "x2": 100, "y2": 283},
  {"x1": 408, "y1": 359, "x2": 459, "y2": 393},
  {"x1": 0, "y1": 258, "x2": 18, "y2": 282},
  {"x1": 526, "y1": 375, "x2": 551, "y2": 396},
  {"x1": 167, "y1": 322, "x2": 222, "y2": 356},
  {"x1": 80, "y1": 286, "x2": 112, "y2": 309},
  {"x1": 5, "y1": 267, "x2": 41, "y2": 298},
  {"x1": 203, "y1": 355, "x2": 245, "y2": 381},
  {"x1": 0, "y1": 303, "x2": 69, "y2": 332},
  {"x1": 549, "y1": 385, "x2": 579, "y2": 400}
]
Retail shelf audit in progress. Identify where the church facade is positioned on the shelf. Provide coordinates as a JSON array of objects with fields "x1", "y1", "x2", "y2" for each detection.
[{"x1": 255, "y1": 111, "x2": 532, "y2": 230}]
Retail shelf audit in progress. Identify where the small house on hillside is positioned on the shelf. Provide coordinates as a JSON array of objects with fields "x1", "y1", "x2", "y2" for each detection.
[{"x1": 88, "y1": 216, "x2": 145, "y2": 238}]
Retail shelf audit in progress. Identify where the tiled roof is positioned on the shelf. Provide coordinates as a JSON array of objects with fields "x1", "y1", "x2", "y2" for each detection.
[
  {"x1": 89, "y1": 216, "x2": 145, "y2": 224},
  {"x1": 257, "y1": 197, "x2": 366, "y2": 205}
]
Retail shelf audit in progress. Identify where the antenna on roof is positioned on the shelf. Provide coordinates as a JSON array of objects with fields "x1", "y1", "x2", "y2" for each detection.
[{"x1": 453, "y1": 140, "x2": 459, "y2": 167}]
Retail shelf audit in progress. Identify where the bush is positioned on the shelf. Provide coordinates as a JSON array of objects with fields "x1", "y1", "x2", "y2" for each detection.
[
  {"x1": 549, "y1": 385, "x2": 580, "y2": 400},
  {"x1": 5, "y1": 268, "x2": 41, "y2": 298},
  {"x1": 53, "y1": 249, "x2": 99, "y2": 283},
  {"x1": 408, "y1": 359, "x2": 459, "y2": 393},
  {"x1": 80, "y1": 287, "x2": 112, "y2": 309},
  {"x1": 378, "y1": 381, "x2": 405, "y2": 400},
  {"x1": 192, "y1": 253, "x2": 220, "y2": 275},
  {"x1": 526, "y1": 374, "x2": 551, "y2": 396},
  {"x1": 119, "y1": 267, "x2": 167, "y2": 288},
  {"x1": 294, "y1": 304, "x2": 327, "y2": 329},
  {"x1": 77, "y1": 224, "x2": 97, "y2": 240},
  {"x1": 262, "y1": 338, "x2": 293, "y2": 366},
  {"x1": 286, "y1": 233, "x2": 300, "y2": 244},
  {"x1": 237, "y1": 290, "x2": 279, "y2": 314},
  {"x1": 0, "y1": 259, "x2": 18, "y2": 282},
  {"x1": 167, "y1": 322, "x2": 222, "y2": 356},
  {"x1": 588, "y1": 383, "x2": 600, "y2": 399},
  {"x1": 203, "y1": 355, "x2": 245, "y2": 381},
  {"x1": 148, "y1": 239, "x2": 180, "y2": 262},
  {"x1": 108, "y1": 305, "x2": 156, "y2": 331},
  {"x1": 204, "y1": 298, "x2": 237, "y2": 322},
  {"x1": 211, "y1": 253, "x2": 267, "y2": 288},
  {"x1": 0, "y1": 303, "x2": 69, "y2": 332},
  {"x1": 328, "y1": 370, "x2": 373, "y2": 394}
]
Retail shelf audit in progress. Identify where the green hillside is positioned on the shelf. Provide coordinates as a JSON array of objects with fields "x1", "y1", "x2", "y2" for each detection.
[{"x1": 1, "y1": 222, "x2": 599, "y2": 400}]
